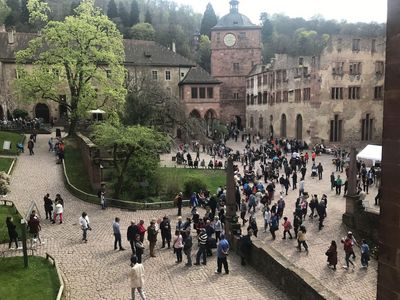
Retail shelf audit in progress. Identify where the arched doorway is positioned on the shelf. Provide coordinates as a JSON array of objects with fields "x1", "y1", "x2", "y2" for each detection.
[
  {"x1": 269, "y1": 115, "x2": 274, "y2": 138},
  {"x1": 204, "y1": 109, "x2": 217, "y2": 137},
  {"x1": 296, "y1": 114, "x2": 303, "y2": 140},
  {"x1": 280, "y1": 114, "x2": 287, "y2": 138},
  {"x1": 235, "y1": 116, "x2": 242, "y2": 130},
  {"x1": 35, "y1": 103, "x2": 50, "y2": 123},
  {"x1": 189, "y1": 109, "x2": 201, "y2": 119}
]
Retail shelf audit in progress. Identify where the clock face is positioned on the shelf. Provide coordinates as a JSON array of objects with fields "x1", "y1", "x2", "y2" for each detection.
[{"x1": 224, "y1": 33, "x2": 236, "y2": 47}]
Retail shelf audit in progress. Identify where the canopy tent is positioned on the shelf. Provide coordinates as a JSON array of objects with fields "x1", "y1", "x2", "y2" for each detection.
[
  {"x1": 356, "y1": 145, "x2": 382, "y2": 164},
  {"x1": 87, "y1": 109, "x2": 106, "y2": 122}
]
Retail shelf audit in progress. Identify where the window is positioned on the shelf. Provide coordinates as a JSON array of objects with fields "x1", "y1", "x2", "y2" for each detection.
[
  {"x1": 269, "y1": 93, "x2": 275, "y2": 105},
  {"x1": 106, "y1": 70, "x2": 111, "y2": 79},
  {"x1": 276, "y1": 91, "x2": 282, "y2": 103},
  {"x1": 337, "y1": 38, "x2": 342, "y2": 52},
  {"x1": 181, "y1": 72, "x2": 185, "y2": 78},
  {"x1": 250, "y1": 94, "x2": 254, "y2": 105},
  {"x1": 374, "y1": 86, "x2": 383, "y2": 100},
  {"x1": 263, "y1": 92, "x2": 268, "y2": 104},
  {"x1": 207, "y1": 87, "x2": 214, "y2": 99},
  {"x1": 239, "y1": 32, "x2": 246, "y2": 39},
  {"x1": 216, "y1": 32, "x2": 220, "y2": 43},
  {"x1": 295, "y1": 89, "x2": 301, "y2": 102},
  {"x1": 276, "y1": 71, "x2": 282, "y2": 84},
  {"x1": 332, "y1": 62, "x2": 344, "y2": 75},
  {"x1": 375, "y1": 61, "x2": 385, "y2": 75},
  {"x1": 331, "y1": 87, "x2": 343, "y2": 100},
  {"x1": 233, "y1": 63, "x2": 240, "y2": 71},
  {"x1": 352, "y1": 39, "x2": 360, "y2": 51},
  {"x1": 246, "y1": 94, "x2": 250, "y2": 105},
  {"x1": 348, "y1": 86, "x2": 361, "y2": 100},
  {"x1": 165, "y1": 70, "x2": 171, "y2": 80},
  {"x1": 152, "y1": 70, "x2": 158, "y2": 80},
  {"x1": 250, "y1": 78, "x2": 254, "y2": 88},
  {"x1": 246, "y1": 79, "x2": 250, "y2": 88},
  {"x1": 282, "y1": 70, "x2": 287, "y2": 82},
  {"x1": 233, "y1": 92, "x2": 239, "y2": 99},
  {"x1": 269, "y1": 73, "x2": 275, "y2": 88},
  {"x1": 303, "y1": 88, "x2": 311, "y2": 101},
  {"x1": 199, "y1": 87, "x2": 206, "y2": 99},
  {"x1": 257, "y1": 92, "x2": 262, "y2": 105},
  {"x1": 249, "y1": 116, "x2": 254, "y2": 129},
  {"x1": 259, "y1": 117, "x2": 263, "y2": 129},
  {"x1": 191, "y1": 87, "x2": 198, "y2": 99},
  {"x1": 257, "y1": 76, "x2": 262, "y2": 87},
  {"x1": 283, "y1": 91, "x2": 289, "y2": 102},
  {"x1": 361, "y1": 114, "x2": 373, "y2": 141},
  {"x1": 349, "y1": 62, "x2": 362, "y2": 75},
  {"x1": 330, "y1": 115, "x2": 342, "y2": 142},
  {"x1": 263, "y1": 74, "x2": 268, "y2": 85},
  {"x1": 371, "y1": 39, "x2": 376, "y2": 53},
  {"x1": 298, "y1": 57, "x2": 304, "y2": 65}
]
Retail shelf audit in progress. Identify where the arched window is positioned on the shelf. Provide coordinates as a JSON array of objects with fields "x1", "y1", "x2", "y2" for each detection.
[
  {"x1": 280, "y1": 114, "x2": 287, "y2": 137},
  {"x1": 259, "y1": 116, "x2": 263, "y2": 129},
  {"x1": 296, "y1": 114, "x2": 303, "y2": 140}
]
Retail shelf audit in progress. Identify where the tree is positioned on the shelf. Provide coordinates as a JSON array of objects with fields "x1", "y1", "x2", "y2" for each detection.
[
  {"x1": 16, "y1": 0, "x2": 126, "y2": 135},
  {"x1": 5, "y1": 0, "x2": 21, "y2": 27},
  {"x1": 144, "y1": 9, "x2": 151, "y2": 24},
  {"x1": 0, "y1": 0, "x2": 11, "y2": 25},
  {"x1": 107, "y1": 0, "x2": 118, "y2": 19},
  {"x1": 260, "y1": 13, "x2": 273, "y2": 42},
  {"x1": 196, "y1": 35, "x2": 211, "y2": 73},
  {"x1": 118, "y1": 1, "x2": 129, "y2": 28},
  {"x1": 129, "y1": 0, "x2": 139, "y2": 27},
  {"x1": 20, "y1": 0, "x2": 29, "y2": 25},
  {"x1": 130, "y1": 22, "x2": 155, "y2": 41},
  {"x1": 92, "y1": 122, "x2": 169, "y2": 199},
  {"x1": 27, "y1": 0, "x2": 51, "y2": 30},
  {"x1": 199, "y1": 3, "x2": 217, "y2": 38}
]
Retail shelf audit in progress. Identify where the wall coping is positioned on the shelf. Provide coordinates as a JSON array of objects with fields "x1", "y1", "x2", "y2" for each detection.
[{"x1": 45, "y1": 253, "x2": 64, "y2": 300}]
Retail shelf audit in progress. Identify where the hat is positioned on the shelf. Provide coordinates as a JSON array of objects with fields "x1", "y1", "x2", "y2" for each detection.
[{"x1": 348, "y1": 231, "x2": 353, "y2": 235}]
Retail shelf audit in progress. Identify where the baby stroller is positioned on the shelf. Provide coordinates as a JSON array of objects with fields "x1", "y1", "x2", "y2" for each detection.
[{"x1": 311, "y1": 166, "x2": 318, "y2": 177}]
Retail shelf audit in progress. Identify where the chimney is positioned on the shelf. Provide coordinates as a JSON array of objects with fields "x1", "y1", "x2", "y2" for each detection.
[
  {"x1": 8, "y1": 28, "x2": 15, "y2": 44},
  {"x1": 172, "y1": 41, "x2": 176, "y2": 53}
]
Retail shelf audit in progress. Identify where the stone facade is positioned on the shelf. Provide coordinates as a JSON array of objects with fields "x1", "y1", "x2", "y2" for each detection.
[
  {"x1": 245, "y1": 35, "x2": 385, "y2": 147},
  {"x1": 210, "y1": 1, "x2": 262, "y2": 128}
]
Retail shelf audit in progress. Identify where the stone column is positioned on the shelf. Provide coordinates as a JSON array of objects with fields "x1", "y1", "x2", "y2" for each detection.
[
  {"x1": 378, "y1": 1, "x2": 400, "y2": 298},
  {"x1": 342, "y1": 148, "x2": 359, "y2": 227},
  {"x1": 225, "y1": 157, "x2": 239, "y2": 242}
]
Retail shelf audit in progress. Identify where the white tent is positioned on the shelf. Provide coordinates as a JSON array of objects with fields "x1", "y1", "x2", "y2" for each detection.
[
  {"x1": 356, "y1": 144, "x2": 382, "y2": 164},
  {"x1": 88, "y1": 109, "x2": 106, "y2": 122}
]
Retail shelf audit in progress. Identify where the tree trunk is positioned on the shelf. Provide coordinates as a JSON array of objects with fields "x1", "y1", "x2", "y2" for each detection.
[
  {"x1": 113, "y1": 147, "x2": 134, "y2": 199},
  {"x1": 68, "y1": 95, "x2": 79, "y2": 136},
  {"x1": 68, "y1": 117, "x2": 77, "y2": 136}
]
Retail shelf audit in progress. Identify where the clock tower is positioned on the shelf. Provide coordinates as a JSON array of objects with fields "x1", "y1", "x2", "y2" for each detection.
[{"x1": 211, "y1": 0, "x2": 262, "y2": 128}]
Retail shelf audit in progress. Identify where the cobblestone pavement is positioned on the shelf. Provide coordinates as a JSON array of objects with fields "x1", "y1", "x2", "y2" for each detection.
[
  {"x1": 4, "y1": 135, "x2": 288, "y2": 300},
  {"x1": 162, "y1": 140, "x2": 379, "y2": 300}
]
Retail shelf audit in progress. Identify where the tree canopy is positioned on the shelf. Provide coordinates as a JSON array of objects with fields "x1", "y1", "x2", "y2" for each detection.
[
  {"x1": 200, "y1": 3, "x2": 218, "y2": 39},
  {"x1": 0, "y1": 0, "x2": 11, "y2": 25},
  {"x1": 15, "y1": 0, "x2": 126, "y2": 135},
  {"x1": 130, "y1": 22, "x2": 155, "y2": 40}
]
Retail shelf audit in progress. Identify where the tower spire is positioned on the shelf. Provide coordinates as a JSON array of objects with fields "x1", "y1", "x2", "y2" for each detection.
[{"x1": 229, "y1": 0, "x2": 239, "y2": 13}]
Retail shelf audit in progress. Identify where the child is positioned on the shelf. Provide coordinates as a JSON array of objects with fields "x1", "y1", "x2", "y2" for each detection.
[{"x1": 360, "y1": 239, "x2": 370, "y2": 268}]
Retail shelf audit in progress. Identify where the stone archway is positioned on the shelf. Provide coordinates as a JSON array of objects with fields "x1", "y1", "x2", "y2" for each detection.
[
  {"x1": 281, "y1": 114, "x2": 287, "y2": 138},
  {"x1": 189, "y1": 109, "x2": 201, "y2": 119},
  {"x1": 35, "y1": 103, "x2": 50, "y2": 123},
  {"x1": 296, "y1": 114, "x2": 303, "y2": 140},
  {"x1": 205, "y1": 109, "x2": 217, "y2": 137}
]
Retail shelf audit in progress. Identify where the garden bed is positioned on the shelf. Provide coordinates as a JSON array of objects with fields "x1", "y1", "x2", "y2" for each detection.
[
  {"x1": 0, "y1": 132, "x2": 25, "y2": 156},
  {"x1": 0, "y1": 157, "x2": 14, "y2": 173}
]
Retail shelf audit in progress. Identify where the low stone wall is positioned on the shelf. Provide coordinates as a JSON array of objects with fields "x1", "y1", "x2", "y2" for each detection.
[{"x1": 230, "y1": 235, "x2": 340, "y2": 300}]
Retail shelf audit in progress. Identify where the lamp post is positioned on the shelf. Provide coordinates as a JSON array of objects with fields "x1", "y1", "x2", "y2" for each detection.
[{"x1": 20, "y1": 219, "x2": 28, "y2": 268}]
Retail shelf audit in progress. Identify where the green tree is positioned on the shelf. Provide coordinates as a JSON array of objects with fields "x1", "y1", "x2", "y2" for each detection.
[
  {"x1": 16, "y1": 0, "x2": 126, "y2": 135},
  {"x1": 196, "y1": 35, "x2": 211, "y2": 73},
  {"x1": 20, "y1": 0, "x2": 29, "y2": 25},
  {"x1": 199, "y1": 3, "x2": 217, "y2": 38},
  {"x1": 5, "y1": 0, "x2": 21, "y2": 27},
  {"x1": 27, "y1": 0, "x2": 51, "y2": 30},
  {"x1": 260, "y1": 12, "x2": 273, "y2": 42},
  {"x1": 0, "y1": 0, "x2": 11, "y2": 25},
  {"x1": 129, "y1": 0, "x2": 139, "y2": 27},
  {"x1": 130, "y1": 22, "x2": 155, "y2": 40},
  {"x1": 92, "y1": 122, "x2": 170, "y2": 199},
  {"x1": 118, "y1": 1, "x2": 129, "y2": 27},
  {"x1": 107, "y1": 0, "x2": 118, "y2": 19},
  {"x1": 144, "y1": 9, "x2": 151, "y2": 24}
]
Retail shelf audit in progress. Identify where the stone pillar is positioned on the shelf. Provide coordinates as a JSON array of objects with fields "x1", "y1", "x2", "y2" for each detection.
[
  {"x1": 342, "y1": 148, "x2": 359, "y2": 227},
  {"x1": 225, "y1": 157, "x2": 239, "y2": 241},
  {"x1": 378, "y1": 1, "x2": 400, "y2": 298}
]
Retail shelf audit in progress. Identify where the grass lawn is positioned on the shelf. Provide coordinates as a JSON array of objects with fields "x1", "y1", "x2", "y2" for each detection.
[
  {"x1": 0, "y1": 205, "x2": 22, "y2": 244},
  {"x1": 0, "y1": 132, "x2": 24, "y2": 155},
  {"x1": 63, "y1": 138, "x2": 94, "y2": 194},
  {"x1": 158, "y1": 167, "x2": 226, "y2": 196},
  {"x1": 0, "y1": 157, "x2": 14, "y2": 173},
  {"x1": 0, "y1": 256, "x2": 60, "y2": 300}
]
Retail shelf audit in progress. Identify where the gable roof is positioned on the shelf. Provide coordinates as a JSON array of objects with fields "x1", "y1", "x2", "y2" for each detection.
[
  {"x1": 179, "y1": 66, "x2": 221, "y2": 85},
  {"x1": 123, "y1": 40, "x2": 196, "y2": 67}
]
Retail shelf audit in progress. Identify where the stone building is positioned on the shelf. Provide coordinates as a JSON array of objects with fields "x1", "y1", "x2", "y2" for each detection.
[
  {"x1": 245, "y1": 35, "x2": 385, "y2": 146},
  {"x1": 0, "y1": 29, "x2": 221, "y2": 129},
  {"x1": 210, "y1": 0, "x2": 262, "y2": 129}
]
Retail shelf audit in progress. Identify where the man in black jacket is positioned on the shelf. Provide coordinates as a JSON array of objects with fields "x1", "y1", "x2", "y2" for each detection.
[
  {"x1": 239, "y1": 229, "x2": 253, "y2": 266},
  {"x1": 43, "y1": 193, "x2": 53, "y2": 220},
  {"x1": 160, "y1": 216, "x2": 172, "y2": 249},
  {"x1": 127, "y1": 221, "x2": 138, "y2": 254}
]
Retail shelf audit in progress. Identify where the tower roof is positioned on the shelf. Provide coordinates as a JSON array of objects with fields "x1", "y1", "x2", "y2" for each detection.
[{"x1": 212, "y1": 0, "x2": 260, "y2": 30}]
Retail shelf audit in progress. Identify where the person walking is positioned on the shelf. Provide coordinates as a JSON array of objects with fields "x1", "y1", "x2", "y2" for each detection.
[
  {"x1": 298, "y1": 179, "x2": 305, "y2": 197},
  {"x1": 79, "y1": 212, "x2": 91, "y2": 243},
  {"x1": 175, "y1": 192, "x2": 183, "y2": 216},
  {"x1": 240, "y1": 199, "x2": 248, "y2": 226},
  {"x1": 297, "y1": 225, "x2": 308, "y2": 253},
  {"x1": 341, "y1": 232, "x2": 356, "y2": 269},
  {"x1": 52, "y1": 201, "x2": 63, "y2": 224},
  {"x1": 317, "y1": 162, "x2": 323, "y2": 180},
  {"x1": 127, "y1": 221, "x2": 139, "y2": 254},
  {"x1": 213, "y1": 216, "x2": 223, "y2": 242},
  {"x1": 292, "y1": 171, "x2": 297, "y2": 190},
  {"x1": 269, "y1": 214, "x2": 279, "y2": 240},
  {"x1": 183, "y1": 230, "x2": 193, "y2": 266},
  {"x1": 6, "y1": 217, "x2": 20, "y2": 249},
  {"x1": 335, "y1": 175, "x2": 343, "y2": 195},
  {"x1": 238, "y1": 229, "x2": 253, "y2": 266},
  {"x1": 43, "y1": 193, "x2": 53, "y2": 221},
  {"x1": 360, "y1": 239, "x2": 370, "y2": 268},
  {"x1": 28, "y1": 211, "x2": 43, "y2": 246},
  {"x1": 113, "y1": 217, "x2": 125, "y2": 251},
  {"x1": 27, "y1": 139, "x2": 34, "y2": 155},
  {"x1": 129, "y1": 256, "x2": 147, "y2": 300},
  {"x1": 160, "y1": 216, "x2": 172, "y2": 249},
  {"x1": 147, "y1": 220, "x2": 158, "y2": 257},
  {"x1": 215, "y1": 234, "x2": 229, "y2": 275},
  {"x1": 173, "y1": 230, "x2": 183, "y2": 263},
  {"x1": 282, "y1": 217, "x2": 293, "y2": 239},
  {"x1": 137, "y1": 220, "x2": 146, "y2": 243},
  {"x1": 325, "y1": 240, "x2": 338, "y2": 270},
  {"x1": 262, "y1": 205, "x2": 271, "y2": 233},
  {"x1": 134, "y1": 234, "x2": 145, "y2": 263},
  {"x1": 194, "y1": 228, "x2": 208, "y2": 266}
]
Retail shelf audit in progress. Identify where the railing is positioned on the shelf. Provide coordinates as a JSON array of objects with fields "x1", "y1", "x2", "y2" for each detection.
[
  {"x1": 62, "y1": 159, "x2": 190, "y2": 210},
  {"x1": 46, "y1": 253, "x2": 64, "y2": 300}
]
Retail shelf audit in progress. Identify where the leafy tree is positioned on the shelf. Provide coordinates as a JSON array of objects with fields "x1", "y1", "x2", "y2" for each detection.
[
  {"x1": 260, "y1": 13, "x2": 273, "y2": 42},
  {"x1": 107, "y1": 0, "x2": 118, "y2": 19},
  {"x1": 118, "y1": 1, "x2": 129, "y2": 27},
  {"x1": 199, "y1": 3, "x2": 217, "y2": 39},
  {"x1": 16, "y1": 0, "x2": 126, "y2": 135},
  {"x1": 5, "y1": 0, "x2": 21, "y2": 27},
  {"x1": 20, "y1": 0, "x2": 30, "y2": 25},
  {"x1": 0, "y1": 0, "x2": 11, "y2": 25},
  {"x1": 144, "y1": 9, "x2": 151, "y2": 24},
  {"x1": 92, "y1": 122, "x2": 170, "y2": 199},
  {"x1": 70, "y1": 0, "x2": 81, "y2": 15},
  {"x1": 196, "y1": 35, "x2": 211, "y2": 73},
  {"x1": 129, "y1": 0, "x2": 139, "y2": 27},
  {"x1": 130, "y1": 22, "x2": 155, "y2": 40},
  {"x1": 27, "y1": 0, "x2": 51, "y2": 30}
]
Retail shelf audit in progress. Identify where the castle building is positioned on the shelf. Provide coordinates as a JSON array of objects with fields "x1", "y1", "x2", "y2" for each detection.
[
  {"x1": 245, "y1": 36, "x2": 385, "y2": 146},
  {"x1": 210, "y1": 0, "x2": 262, "y2": 128}
]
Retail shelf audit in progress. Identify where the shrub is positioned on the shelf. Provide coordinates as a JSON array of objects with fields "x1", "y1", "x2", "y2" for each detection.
[
  {"x1": 183, "y1": 177, "x2": 207, "y2": 198},
  {"x1": 13, "y1": 109, "x2": 29, "y2": 119},
  {"x1": 0, "y1": 171, "x2": 10, "y2": 195}
]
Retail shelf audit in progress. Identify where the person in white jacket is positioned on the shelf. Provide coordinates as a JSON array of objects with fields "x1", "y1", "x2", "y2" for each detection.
[
  {"x1": 52, "y1": 202, "x2": 63, "y2": 224},
  {"x1": 130, "y1": 255, "x2": 146, "y2": 300},
  {"x1": 79, "y1": 212, "x2": 91, "y2": 242}
]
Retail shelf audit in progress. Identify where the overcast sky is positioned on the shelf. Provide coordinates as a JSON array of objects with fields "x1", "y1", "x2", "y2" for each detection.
[{"x1": 174, "y1": 0, "x2": 387, "y2": 24}]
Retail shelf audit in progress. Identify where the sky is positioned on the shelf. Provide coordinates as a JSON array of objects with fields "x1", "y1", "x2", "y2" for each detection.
[{"x1": 173, "y1": 0, "x2": 387, "y2": 24}]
